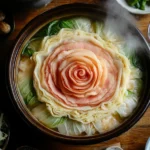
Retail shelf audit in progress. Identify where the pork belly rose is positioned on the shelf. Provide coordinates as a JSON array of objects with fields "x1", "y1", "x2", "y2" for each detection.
[
  {"x1": 33, "y1": 29, "x2": 129, "y2": 123},
  {"x1": 45, "y1": 49, "x2": 102, "y2": 99},
  {"x1": 18, "y1": 20, "x2": 140, "y2": 135},
  {"x1": 34, "y1": 44, "x2": 118, "y2": 108}
]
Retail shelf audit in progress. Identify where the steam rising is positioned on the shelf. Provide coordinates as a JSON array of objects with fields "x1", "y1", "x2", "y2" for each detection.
[{"x1": 103, "y1": 1, "x2": 144, "y2": 51}]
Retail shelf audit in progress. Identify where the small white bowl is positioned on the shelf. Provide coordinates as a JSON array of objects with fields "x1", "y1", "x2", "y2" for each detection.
[
  {"x1": 106, "y1": 146, "x2": 123, "y2": 150},
  {"x1": 145, "y1": 137, "x2": 150, "y2": 150},
  {"x1": 116, "y1": 0, "x2": 150, "y2": 14}
]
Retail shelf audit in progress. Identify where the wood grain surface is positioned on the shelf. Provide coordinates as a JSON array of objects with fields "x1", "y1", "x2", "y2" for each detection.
[{"x1": 5, "y1": 0, "x2": 150, "y2": 150}]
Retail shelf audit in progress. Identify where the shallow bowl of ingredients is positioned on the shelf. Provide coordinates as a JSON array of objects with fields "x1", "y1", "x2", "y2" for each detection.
[
  {"x1": 7, "y1": 3, "x2": 150, "y2": 144},
  {"x1": 116, "y1": 0, "x2": 150, "y2": 14},
  {"x1": 0, "y1": 111, "x2": 10, "y2": 150}
]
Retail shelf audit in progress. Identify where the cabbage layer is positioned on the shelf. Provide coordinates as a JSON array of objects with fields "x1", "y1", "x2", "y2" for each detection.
[
  {"x1": 33, "y1": 29, "x2": 133, "y2": 124},
  {"x1": 18, "y1": 27, "x2": 142, "y2": 135}
]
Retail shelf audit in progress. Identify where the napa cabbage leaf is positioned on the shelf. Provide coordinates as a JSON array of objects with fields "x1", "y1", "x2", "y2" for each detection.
[{"x1": 32, "y1": 104, "x2": 66, "y2": 128}]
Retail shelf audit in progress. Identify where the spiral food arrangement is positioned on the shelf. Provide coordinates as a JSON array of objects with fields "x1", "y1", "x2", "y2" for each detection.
[{"x1": 18, "y1": 17, "x2": 143, "y2": 136}]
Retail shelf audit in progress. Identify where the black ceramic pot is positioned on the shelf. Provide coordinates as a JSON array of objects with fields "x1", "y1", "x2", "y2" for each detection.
[
  {"x1": 7, "y1": 3, "x2": 150, "y2": 145},
  {"x1": 0, "y1": 0, "x2": 52, "y2": 11}
]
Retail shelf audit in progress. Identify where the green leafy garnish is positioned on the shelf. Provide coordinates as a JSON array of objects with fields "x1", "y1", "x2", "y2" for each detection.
[
  {"x1": 32, "y1": 17, "x2": 92, "y2": 38},
  {"x1": 125, "y1": 90, "x2": 135, "y2": 96},
  {"x1": 47, "y1": 19, "x2": 74, "y2": 36},
  {"x1": 22, "y1": 37, "x2": 43, "y2": 57},
  {"x1": 127, "y1": 0, "x2": 139, "y2": 6},
  {"x1": 60, "y1": 19, "x2": 74, "y2": 28},
  {"x1": 126, "y1": 0, "x2": 150, "y2": 10},
  {"x1": 22, "y1": 48, "x2": 35, "y2": 57},
  {"x1": 34, "y1": 24, "x2": 50, "y2": 38},
  {"x1": 121, "y1": 45, "x2": 142, "y2": 70},
  {"x1": 136, "y1": 78, "x2": 143, "y2": 94},
  {"x1": 130, "y1": 54, "x2": 142, "y2": 70},
  {"x1": 47, "y1": 20, "x2": 61, "y2": 36}
]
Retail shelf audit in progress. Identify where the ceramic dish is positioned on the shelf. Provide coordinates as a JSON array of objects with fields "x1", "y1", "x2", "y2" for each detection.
[
  {"x1": 145, "y1": 137, "x2": 150, "y2": 150},
  {"x1": 0, "y1": 111, "x2": 10, "y2": 150},
  {"x1": 7, "y1": 3, "x2": 150, "y2": 144},
  {"x1": 116, "y1": 0, "x2": 150, "y2": 14},
  {"x1": 0, "y1": 9, "x2": 15, "y2": 39}
]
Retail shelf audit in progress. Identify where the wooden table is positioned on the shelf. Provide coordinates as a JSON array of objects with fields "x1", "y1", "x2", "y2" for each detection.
[{"x1": 1, "y1": 0, "x2": 150, "y2": 150}]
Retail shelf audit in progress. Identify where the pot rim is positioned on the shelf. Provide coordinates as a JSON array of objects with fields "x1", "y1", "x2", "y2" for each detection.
[{"x1": 6, "y1": 3, "x2": 150, "y2": 145}]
